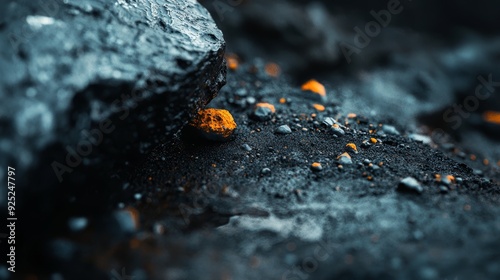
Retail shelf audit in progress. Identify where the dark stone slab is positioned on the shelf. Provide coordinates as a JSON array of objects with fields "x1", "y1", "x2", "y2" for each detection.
[{"x1": 0, "y1": 0, "x2": 225, "y2": 184}]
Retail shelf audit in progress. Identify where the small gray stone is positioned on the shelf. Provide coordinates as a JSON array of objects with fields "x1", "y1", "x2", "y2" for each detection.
[
  {"x1": 242, "y1": 144, "x2": 252, "y2": 151},
  {"x1": 68, "y1": 217, "x2": 88, "y2": 232},
  {"x1": 261, "y1": 168, "x2": 271, "y2": 175},
  {"x1": 382, "y1": 125, "x2": 400, "y2": 135},
  {"x1": 252, "y1": 106, "x2": 273, "y2": 121},
  {"x1": 275, "y1": 125, "x2": 292, "y2": 134},
  {"x1": 331, "y1": 126, "x2": 345, "y2": 137},
  {"x1": 409, "y1": 133, "x2": 431, "y2": 144},
  {"x1": 338, "y1": 154, "x2": 353, "y2": 165},
  {"x1": 397, "y1": 177, "x2": 423, "y2": 194}
]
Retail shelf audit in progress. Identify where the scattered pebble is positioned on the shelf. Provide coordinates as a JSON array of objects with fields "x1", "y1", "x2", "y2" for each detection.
[
  {"x1": 322, "y1": 117, "x2": 337, "y2": 127},
  {"x1": 312, "y1": 104, "x2": 325, "y2": 112},
  {"x1": 261, "y1": 168, "x2": 271, "y2": 176},
  {"x1": 275, "y1": 125, "x2": 292, "y2": 134},
  {"x1": 242, "y1": 144, "x2": 252, "y2": 151},
  {"x1": 331, "y1": 124, "x2": 345, "y2": 137},
  {"x1": 301, "y1": 79, "x2": 326, "y2": 96},
  {"x1": 397, "y1": 177, "x2": 423, "y2": 194},
  {"x1": 226, "y1": 54, "x2": 239, "y2": 71},
  {"x1": 345, "y1": 143, "x2": 358, "y2": 153},
  {"x1": 188, "y1": 108, "x2": 237, "y2": 141},
  {"x1": 370, "y1": 138, "x2": 378, "y2": 144},
  {"x1": 381, "y1": 125, "x2": 400, "y2": 135},
  {"x1": 264, "y1": 62, "x2": 281, "y2": 77},
  {"x1": 337, "y1": 152, "x2": 352, "y2": 165},
  {"x1": 409, "y1": 133, "x2": 431, "y2": 144},
  {"x1": 440, "y1": 186, "x2": 449, "y2": 194},
  {"x1": 252, "y1": 103, "x2": 275, "y2": 121},
  {"x1": 310, "y1": 162, "x2": 323, "y2": 172},
  {"x1": 68, "y1": 217, "x2": 88, "y2": 232}
]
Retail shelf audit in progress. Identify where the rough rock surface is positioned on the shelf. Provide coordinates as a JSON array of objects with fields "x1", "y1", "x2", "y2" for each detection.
[
  {"x1": 16, "y1": 58, "x2": 500, "y2": 280},
  {"x1": 0, "y1": 0, "x2": 225, "y2": 185}
]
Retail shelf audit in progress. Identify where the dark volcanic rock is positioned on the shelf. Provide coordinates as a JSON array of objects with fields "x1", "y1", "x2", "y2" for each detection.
[{"x1": 0, "y1": 0, "x2": 225, "y2": 184}]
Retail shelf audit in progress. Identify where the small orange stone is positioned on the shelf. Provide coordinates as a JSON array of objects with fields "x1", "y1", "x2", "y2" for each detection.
[
  {"x1": 301, "y1": 79, "x2": 326, "y2": 97},
  {"x1": 345, "y1": 143, "x2": 358, "y2": 153},
  {"x1": 483, "y1": 159, "x2": 490, "y2": 166},
  {"x1": 446, "y1": 175, "x2": 455, "y2": 183},
  {"x1": 483, "y1": 111, "x2": 500, "y2": 125},
  {"x1": 265, "y1": 62, "x2": 281, "y2": 77},
  {"x1": 311, "y1": 162, "x2": 323, "y2": 172},
  {"x1": 189, "y1": 108, "x2": 237, "y2": 140},
  {"x1": 255, "y1": 102, "x2": 276, "y2": 113},
  {"x1": 279, "y1": 97, "x2": 287, "y2": 104},
  {"x1": 226, "y1": 54, "x2": 239, "y2": 71},
  {"x1": 370, "y1": 138, "x2": 377, "y2": 144},
  {"x1": 470, "y1": 154, "x2": 477, "y2": 161},
  {"x1": 312, "y1": 104, "x2": 325, "y2": 112},
  {"x1": 347, "y1": 113, "x2": 357, "y2": 119}
]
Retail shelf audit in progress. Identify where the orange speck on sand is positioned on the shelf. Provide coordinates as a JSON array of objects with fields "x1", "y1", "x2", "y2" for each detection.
[
  {"x1": 346, "y1": 143, "x2": 358, "y2": 153},
  {"x1": 370, "y1": 138, "x2": 377, "y2": 144},
  {"x1": 226, "y1": 54, "x2": 239, "y2": 71},
  {"x1": 265, "y1": 62, "x2": 281, "y2": 77},
  {"x1": 311, "y1": 162, "x2": 322, "y2": 168},
  {"x1": 470, "y1": 154, "x2": 477, "y2": 161},
  {"x1": 347, "y1": 113, "x2": 357, "y2": 119},
  {"x1": 446, "y1": 175, "x2": 455, "y2": 183},
  {"x1": 312, "y1": 104, "x2": 325, "y2": 112},
  {"x1": 279, "y1": 97, "x2": 287, "y2": 104},
  {"x1": 337, "y1": 152, "x2": 351, "y2": 159},
  {"x1": 255, "y1": 102, "x2": 276, "y2": 113},
  {"x1": 483, "y1": 159, "x2": 490, "y2": 166},
  {"x1": 301, "y1": 79, "x2": 326, "y2": 97},
  {"x1": 483, "y1": 111, "x2": 500, "y2": 125},
  {"x1": 497, "y1": 160, "x2": 500, "y2": 167},
  {"x1": 189, "y1": 108, "x2": 237, "y2": 139}
]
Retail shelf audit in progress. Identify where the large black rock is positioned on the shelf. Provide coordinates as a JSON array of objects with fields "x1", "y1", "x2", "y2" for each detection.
[{"x1": 0, "y1": 0, "x2": 225, "y2": 186}]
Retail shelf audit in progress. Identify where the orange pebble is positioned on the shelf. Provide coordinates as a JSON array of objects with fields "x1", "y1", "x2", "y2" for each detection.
[
  {"x1": 255, "y1": 102, "x2": 276, "y2": 113},
  {"x1": 265, "y1": 62, "x2": 281, "y2": 77},
  {"x1": 226, "y1": 54, "x2": 239, "y2": 71},
  {"x1": 189, "y1": 108, "x2": 237, "y2": 140},
  {"x1": 483, "y1": 111, "x2": 500, "y2": 125},
  {"x1": 312, "y1": 104, "x2": 325, "y2": 112},
  {"x1": 301, "y1": 79, "x2": 326, "y2": 97}
]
